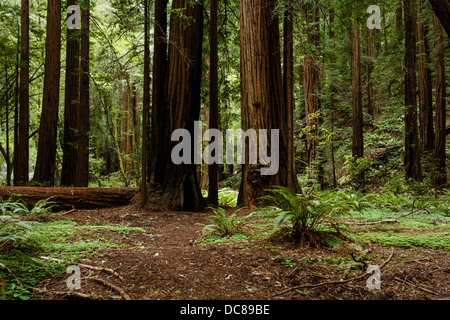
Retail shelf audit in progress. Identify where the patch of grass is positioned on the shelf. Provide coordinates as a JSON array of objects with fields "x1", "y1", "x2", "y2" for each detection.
[{"x1": 360, "y1": 232, "x2": 449, "y2": 250}]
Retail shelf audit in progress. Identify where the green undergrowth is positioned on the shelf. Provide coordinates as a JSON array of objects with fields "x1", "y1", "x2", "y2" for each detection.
[
  {"x1": 196, "y1": 187, "x2": 449, "y2": 251},
  {"x1": 0, "y1": 197, "x2": 149, "y2": 300}
]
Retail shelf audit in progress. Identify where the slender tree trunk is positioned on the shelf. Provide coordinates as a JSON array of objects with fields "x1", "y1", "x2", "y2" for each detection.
[
  {"x1": 302, "y1": 2, "x2": 322, "y2": 183},
  {"x1": 4, "y1": 48, "x2": 11, "y2": 185},
  {"x1": 13, "y1": 27, "x2": 19, "y2": 186},
  {"x1": 433, "y1": 14, "x2": 447, "y2": 185},
  {"x1": 149, "y1": 0, "x2": 169, "y2": 188},
  {"x1": 141, "y1": 0, "x2": 150, "y2": 207},
  {"x1": 283, "y1": 0, "x2": 295, "y2": 192},
  {"x1": 404, "y1": 0, "x2": 422, "y2": 182},
  {"x1": 33, "y1": 0, "x2": 61, "y2": 186},
  {"x1": 366, "y1": 28, "x2": 377, "y2": 118},
  {"x1": 61, "y1": 0, "x2": 81, "y2": 186},
  {"x1": 329, "y1": 8, "x2": 337, "y2": 189},
  {"x1": 417, "y1": 0, "x2": 434, "y2": 152},
  {"x1": 16, "y1": 0, "x2": 29, "y2": 186},
  {"x1": 208, "y1": 0, "x2": 219, "y2": 206},
  {"x1": 350, "y1": 19, "x2": 363, "y2": 160},
  {"x1": 76, "y1": 1, "x2": 90, "y2": 187}
]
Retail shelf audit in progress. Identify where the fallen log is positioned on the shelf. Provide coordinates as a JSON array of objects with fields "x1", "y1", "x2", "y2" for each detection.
[{"x1": 0, "y1": 186, "x2": 139, "y2": 210}]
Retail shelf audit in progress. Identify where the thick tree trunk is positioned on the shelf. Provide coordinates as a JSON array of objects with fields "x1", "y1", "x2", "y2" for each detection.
[
  {"x1": 33, "y1": 0, "x2": 62, "y2": 186},
  {"x1": 417, "y1": 0, "x2": 434, "y2": 152},
  {"x1": 61, "y1": 0, "x2": 81, "y2": 186},
  {"x1": 404, "y1": 0, "x2": 422, "y2": 182},
  {"x1": 161, "y1": 0, "x2": 205, "y2": 211},
  {"x1": 16, "y1": 0, "x2": 30, "y2": 186},
  {"x1": 238, "y1": 0, "x2": 299, "y2": 207},
  {"x1": 149, "y1": 0, "x2": 169, "y2": 188},
  {"x1": 208, "y1": 0, "x2": 219, "y2": 206},
  {"x1": 76, "y1": 2, "x2": 90, "y2": 187},
  {"x1": 428, "y1": 0, "x2": 450, "y2": 35},
  {"x1": 351, "y1": 19, "x2": 363, "y2": 160},
  {"x1": 433, "y1": 14, "x2": 447, "y2": 185},
  {"x1": 0, "y1": 187, "x2": 138, "y2": 210}
]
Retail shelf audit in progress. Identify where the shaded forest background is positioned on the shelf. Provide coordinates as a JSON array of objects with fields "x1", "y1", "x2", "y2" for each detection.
[{"x1": 0, "y1": 0, "x2": 448, "y2": 209}]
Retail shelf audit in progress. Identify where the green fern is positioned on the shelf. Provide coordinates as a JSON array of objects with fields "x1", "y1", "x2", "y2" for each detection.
[{"x1": 200, "y1": 207, "x2": 252, "y2": 238}]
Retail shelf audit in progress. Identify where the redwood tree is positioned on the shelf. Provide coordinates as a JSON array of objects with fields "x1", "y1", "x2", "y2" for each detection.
[
  {"x1": 155, "y1": 0, "x2": 205, "y2": 210},
  {"x1": 417, "y1": 0, "x2": 434, "y2": 152},
  {"x1": 433, "y1": 14, "x2": 447, "y2": 185},
  {"x1": 403, "y1": 0, "x2": 422, "y2": 182},
  {"x1": 76, "y1": 0, "x2": 90, "y2": 187},
  {"x1": 149, "y1": 0, "x2": 169, "y2": 188},
  {"x1": 208, "y1": 0, "x2": 219, "y2": 206},
  {"x1": 15, "y1": 0, "x2": 29, "y2": 186},
  {"x1": 61, "y1": 0, "x2": 81, "y2": 186},
  {"x1": 33, "y1": 0, "x2": 62, "y2": 186},
  {"x1": 238, "y1": 0, "x2": 299, "y2": 207}
]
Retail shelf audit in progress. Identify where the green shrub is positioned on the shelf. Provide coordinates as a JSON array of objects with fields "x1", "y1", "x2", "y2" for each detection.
[
  {"x1": 259, "y1": 186, "x2": 348, "y2": 246},
  {"x1": 199, "y1": 207, "x2": 252, "y2": 238}
]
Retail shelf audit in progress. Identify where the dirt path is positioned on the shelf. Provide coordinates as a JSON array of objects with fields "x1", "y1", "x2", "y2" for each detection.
[{"x1": 35, "y1": 206, "x2": 450, "y2": 300}]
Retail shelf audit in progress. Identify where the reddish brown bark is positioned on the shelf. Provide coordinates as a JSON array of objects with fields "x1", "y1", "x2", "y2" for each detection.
[
  {"x1": 404, "y1": 0, "x2": 422, "y2": 181},
  {"x1": 0, "y1": 187, "x2": 138, "y2": 210},
  {"x1": 33, "y1": 0, "x2": 62, "y2": 186}
]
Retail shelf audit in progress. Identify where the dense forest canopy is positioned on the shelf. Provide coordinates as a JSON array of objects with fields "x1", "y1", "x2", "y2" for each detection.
[{"x1": 0, "y1": 0, "x2": 448, "y2": 209}]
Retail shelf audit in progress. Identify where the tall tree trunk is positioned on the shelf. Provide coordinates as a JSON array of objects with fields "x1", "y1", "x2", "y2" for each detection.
[
  {"x1": 4, "y1": 48, "x2": 11, "y2": 185},
  {"x1": 208, "y1": 0, "x2": 219, "y2": 206},
  {"x1": 33, "y1": 0, "x2": 62, "y2": 186},
  {"x1": 238, "y1": 0, "x2": 299, "y2": 207},
  {"x1": 161, "y1": 0, "x2": 205, "y2": 210},
  {"x1": 433, "y1": 14, "x2": 447, "y2": 185},
  {"x1": 417, "y1": 0, "x2": 434, "y2": 152},
  {"x1": 302, "y1": 2, "x2": 322, "y2": 184},
  {"x1": 76, "y1": 0, "x2": 90, "y2": 187},
  {"x1": 366, "y1": 28, "x2": 377, "y2": 118},
  {"x1": 149, "y1": 0, "x2": 169, "y2": 188},
  {"x1": 329, "y1": 8, "x2": 337, "y2": 189},
  {"x1": 16, "y1": 0, "x2": 30, "y2": 186},
  {"x1": 283, "y1": 0, "x2": 295, "y2": 192},
  {"x1": 350, "y1": 19, "x2": 363, "y2": 160},
  {"x1": 13, "y1": 27, "x2": 19, "y2": 186},
  {"x1": 121, "y1": 75, "x2": 132, "y2": 171},
  {"x1": 141, "y1": 0, "x2": 150, "y2": 206},
  {"x1": 428, "y1": 0, "x2": 450, "y2": 35},
  {"x1": 61, "y1": 0, "x2": 81, "y2": 186},
  {"x1": 404, "y1": 0, "x2": 422, "y2": 182}
]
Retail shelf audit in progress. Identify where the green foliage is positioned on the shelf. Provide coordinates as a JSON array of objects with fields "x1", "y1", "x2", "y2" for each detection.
[
  {"x1": 199, "y1": 207, "x2": 252, "y2": 239},
  {"x1": 258, "y1": 186, "x2": 349, "y2": 246},
  {"x1": 339, "y1": 155, "x2": 375, "y2": 189}
]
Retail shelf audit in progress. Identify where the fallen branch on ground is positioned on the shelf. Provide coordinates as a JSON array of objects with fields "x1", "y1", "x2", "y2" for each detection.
[
  {"x1": 394, "y1": 277, "x2": 438, "y2": 295},
  {"x1": 273, "y1": 248, "x2": 395, "y2": 297},
  {"x1": 40, "y1": 256, "x2": 124, "y2": 281},
  {"x1": 86, "y1": 277, "x2": 131, "y2": 300},
  {"x1": 33, "y1": 287, "x2": 95, "y2": 300}
]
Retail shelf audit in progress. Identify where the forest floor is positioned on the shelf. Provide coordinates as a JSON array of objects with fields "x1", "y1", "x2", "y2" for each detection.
[{"x1": 31, "y1": 203, "x2": 450, "y2": 300}]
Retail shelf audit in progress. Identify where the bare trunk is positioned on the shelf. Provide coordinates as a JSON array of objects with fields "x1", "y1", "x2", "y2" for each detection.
[
  {"x1": 61, "y1": 0, "x2": 81, "y2": 186},
  {"x1": 16, "y1": 0, "x2": 30, "y2": 186},
  {"x1": 33, "y1": 0, "x2": 62, "y2": 186},
  {"x1": 76, "y1": 1, "x2": 90, "y2": 187},
  {"x1": 433, "y1": 14, "x2": 447, "y2": 185},
  {"x1": 417, "y1": 0, "x2": 434, "y2": 152},
  {"x1": 208, "y1": 0, "x2": 219, "y2": 206},
  {"x1": 404, "y1": 0, "x2": 422, "y2": 182}
]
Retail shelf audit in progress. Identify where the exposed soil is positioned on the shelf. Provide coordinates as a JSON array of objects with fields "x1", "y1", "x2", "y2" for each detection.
[{"x1": 33, "y1": 204, "x2": 450, "y2": 300}]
